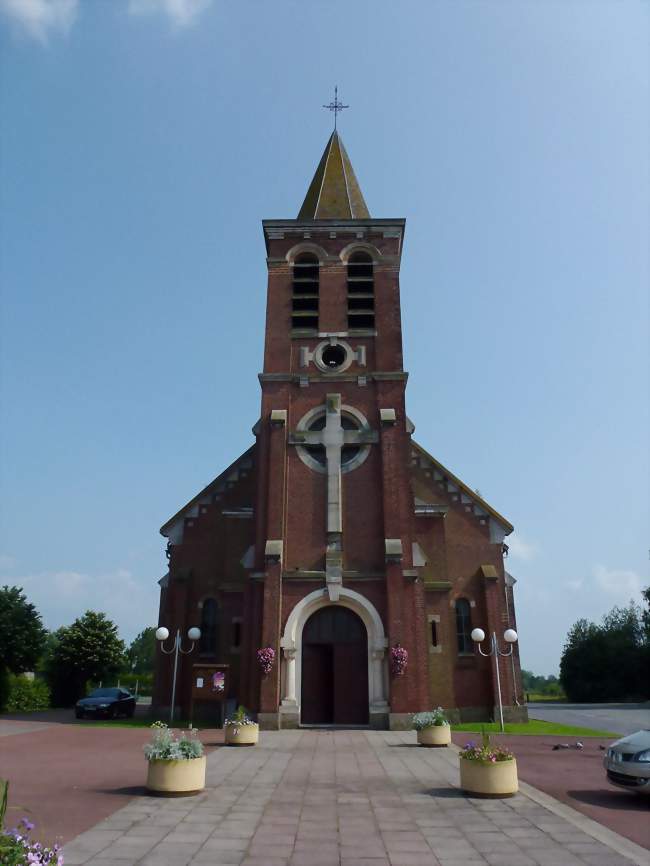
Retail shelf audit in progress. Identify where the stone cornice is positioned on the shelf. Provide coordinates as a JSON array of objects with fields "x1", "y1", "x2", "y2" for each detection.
[
  {"x1": 262, "y1": 218, "x2": 405, "y2": 257},
  {"x1": 266, "y1": 256, "x2": 401, "y2": 267},
  {"x1": 258, "y1": 371, "x2": 408, "y2": 385},
  {"x1": 263, "y1": 218, "x2": 405, "y2": 232}
]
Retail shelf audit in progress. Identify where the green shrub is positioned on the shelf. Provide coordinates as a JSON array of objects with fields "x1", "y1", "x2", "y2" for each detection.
[
  {"x1": 5, "y1": 675, "x2": 50, "y2": 712},
  {"x1": 0, "y1": 667, "x2": 9, "y2": 712}
]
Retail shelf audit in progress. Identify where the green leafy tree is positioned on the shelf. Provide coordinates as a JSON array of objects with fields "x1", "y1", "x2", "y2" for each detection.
[
  {"x1": 46, "y1": 611, "x2": 126, "y2": 706},
  {"x1": 560, "y1": 602, "x2": 649, "y2": 702},
  {"x1": 521, "y1": 670, "x2": 563, "y2": 697},
  {"x1": 641, "y1": 586, "x2": 650, "y2": 641},
  {"x1": 0, "y1": 587, "x2": 47, "y2": 709},
  {"x1": 0, "y1": 586, "x2": 47, "y2": 673},
  {"x1": 127, "y1": 627, "x2": 156, "y2": 674}
]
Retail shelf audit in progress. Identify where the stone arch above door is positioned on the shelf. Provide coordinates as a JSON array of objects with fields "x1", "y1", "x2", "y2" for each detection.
[{"x1": 279, "y1": 587, "x2": 389, "y2": 727}]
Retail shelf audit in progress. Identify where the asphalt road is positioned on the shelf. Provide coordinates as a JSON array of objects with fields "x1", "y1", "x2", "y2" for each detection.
[{"x1": 527, "y1": 702, "x2": 650, "y2": 736}]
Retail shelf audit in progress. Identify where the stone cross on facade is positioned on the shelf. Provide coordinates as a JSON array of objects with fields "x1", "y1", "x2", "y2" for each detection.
[{"x1": 289, "y1": 394, "x2": 378, "y2": 600}]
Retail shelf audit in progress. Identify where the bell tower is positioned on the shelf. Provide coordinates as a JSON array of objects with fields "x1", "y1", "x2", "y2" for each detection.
[{"x1": 248, "y1": 129, "x2": 430, "y2": 729}]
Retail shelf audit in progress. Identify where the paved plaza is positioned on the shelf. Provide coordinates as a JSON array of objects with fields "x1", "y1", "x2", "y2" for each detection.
[{"x1": 62, "y1": 730, "x2": 649, "y2": 866}]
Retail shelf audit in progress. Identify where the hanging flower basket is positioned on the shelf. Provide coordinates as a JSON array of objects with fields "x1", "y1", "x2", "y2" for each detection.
[
  {"x1": 257, "y1": 646, "x2": 276, "y2": 676},
  {"x1": 391, "y1": 643, "x2": 408, "y2": 676}
]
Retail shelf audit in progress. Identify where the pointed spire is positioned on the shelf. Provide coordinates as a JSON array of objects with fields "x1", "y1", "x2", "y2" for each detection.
[{"x1": 298, "y1": 131, "x2": 370, "y2": 220}]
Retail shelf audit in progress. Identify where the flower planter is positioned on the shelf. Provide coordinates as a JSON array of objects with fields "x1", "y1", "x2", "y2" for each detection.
[
  {"x1": 459, "y1": 756, "x2": 518, "y2": 798},
  {"x1": 146, "y1": 756, "x2": 206, "y2": 796},
  {"x1": 417, "y1": 724, "x2": 451, "y2": 747},
  {"x1": 225, "y1": 723, "x2": 259, "y2": 746}
]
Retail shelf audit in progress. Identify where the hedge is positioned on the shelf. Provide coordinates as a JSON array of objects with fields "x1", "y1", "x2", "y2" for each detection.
[{"x1": 4, "y1": 675, "x2": 50, "y2": 712}]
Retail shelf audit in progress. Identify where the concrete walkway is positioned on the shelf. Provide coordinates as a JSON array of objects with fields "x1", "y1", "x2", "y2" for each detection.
[{"x1": 62, "y1": 730, "x2": 650, "y2": 866}]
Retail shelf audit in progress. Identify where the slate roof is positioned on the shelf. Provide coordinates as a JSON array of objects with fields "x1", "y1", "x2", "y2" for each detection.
[{"x1": 297, "y1": 131, "x2": 370, "y2": 220}]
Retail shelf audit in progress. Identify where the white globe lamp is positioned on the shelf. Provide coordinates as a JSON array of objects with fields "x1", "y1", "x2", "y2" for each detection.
[
  {"x1": 470, "y1": 628, "x2": 486, "y2": 643},
  {"x1": 504, "y1": 628, "x2": 518, "y2": 644},
  {"x1": 187, "y1": 627, "x2": 201, "y2": 642},
  {"x1": 155, "y1": 627, "x2": 169, "y2": 642}
]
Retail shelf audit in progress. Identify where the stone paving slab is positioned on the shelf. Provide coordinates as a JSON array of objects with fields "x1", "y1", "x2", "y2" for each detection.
[{"x1": 63, "y1": 730, "x2": 650, "y2": 866}]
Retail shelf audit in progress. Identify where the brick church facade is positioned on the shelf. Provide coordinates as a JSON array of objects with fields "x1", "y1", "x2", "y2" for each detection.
[{"x1": 152, "y1": 131, "x2": 525, "y2": 729}]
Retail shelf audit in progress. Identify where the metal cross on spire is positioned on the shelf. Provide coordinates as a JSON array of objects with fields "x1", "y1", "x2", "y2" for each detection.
[{"x1": 323, "y1": 86, "x2": 349, "y2": 130}]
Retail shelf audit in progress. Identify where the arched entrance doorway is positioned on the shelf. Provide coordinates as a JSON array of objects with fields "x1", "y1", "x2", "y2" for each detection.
[{"x1": 300, "y1": 606, "x2": 369, "y2": 725}]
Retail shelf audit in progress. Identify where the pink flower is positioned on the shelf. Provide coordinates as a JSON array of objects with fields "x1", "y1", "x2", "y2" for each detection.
[
  {"x1": 390, "y1": 644, "x2": 408, "y2": 676},
  {"x1": 257, "y1": 646, "x2": 276, "y2": 675}
]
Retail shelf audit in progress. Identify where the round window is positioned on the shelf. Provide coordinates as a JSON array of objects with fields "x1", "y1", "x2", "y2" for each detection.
[
  {"x1": 321, "y1": 344, "x2": 347, "y2": 369},
  {"x1": 296, "y1": 405, "x2": 372, "y2": 474},
  {"x1": 302, "y1": 413, "x2": 362, "y2": 468},
  {"x1": 313, "y1": 340, "x2": 353, "y2": 373}
]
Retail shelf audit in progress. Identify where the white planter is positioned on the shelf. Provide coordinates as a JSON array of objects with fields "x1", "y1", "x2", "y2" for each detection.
[
  {"x1": 224, "y1": 723, "x2": 259, "y2": 746},
  {"x1": 146, "y1": 756, "x2": 206, "y2": 796},
  {"x1": 416, "y1": 724, "x2": 451, "y2": 747},
  {"x1": 459, "y1": 757, "x2": 518, "y2": 798}
]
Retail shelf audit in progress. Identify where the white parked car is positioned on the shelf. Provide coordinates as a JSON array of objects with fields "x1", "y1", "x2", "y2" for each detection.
[{"x1": 604, "y1": 730, "x2": 650, "y2": 794}]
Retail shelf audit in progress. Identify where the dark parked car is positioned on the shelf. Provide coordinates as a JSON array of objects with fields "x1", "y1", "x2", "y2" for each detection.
[{"x1": 75, "y1": 687, "x2": 136, "y2": 720}]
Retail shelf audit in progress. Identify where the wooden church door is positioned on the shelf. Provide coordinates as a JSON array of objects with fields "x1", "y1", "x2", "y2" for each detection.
[{"x1": 300, "y1": 606, "x2": 369, "y2": 725}]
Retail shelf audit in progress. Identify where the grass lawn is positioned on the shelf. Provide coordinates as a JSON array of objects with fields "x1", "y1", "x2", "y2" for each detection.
[
  {"x1": 525, "y1": 693, "x2": 567, "y2": 703},
  {"x1": 452, "y1": 720, "x2": 620, "y2": 737}
]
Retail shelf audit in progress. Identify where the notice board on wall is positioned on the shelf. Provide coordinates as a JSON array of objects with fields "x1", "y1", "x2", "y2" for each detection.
[{"x1": 190, "y1": 663, "x2": 229, "y2": 724}]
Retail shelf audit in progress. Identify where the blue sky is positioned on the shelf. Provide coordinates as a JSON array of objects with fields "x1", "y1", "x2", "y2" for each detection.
[{"x1": 0, "y1": 0, "x2": 647, "y2": 675}]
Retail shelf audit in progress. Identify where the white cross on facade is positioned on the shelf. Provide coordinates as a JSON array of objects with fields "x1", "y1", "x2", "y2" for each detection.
[{"x1": 289, "y1": 394, "x2": 378, "y2": 600}]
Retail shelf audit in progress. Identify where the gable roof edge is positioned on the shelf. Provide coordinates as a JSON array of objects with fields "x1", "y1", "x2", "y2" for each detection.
[
  {"x1": 160, "y1": 444, "x2": 255, "y2": 537},
  {"x1": 411, "y1": 439, "x2": 513, "y2": 535}
]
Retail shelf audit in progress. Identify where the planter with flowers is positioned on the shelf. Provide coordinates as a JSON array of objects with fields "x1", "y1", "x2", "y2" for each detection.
[
  {"x1": 459, "y1": 732, "x2": 518, "y2": 797},
  {"x1": 144, "y1": 722, "x2": 206, "y2": 796},
  {"x1": 224, "y1": 705, "x2": 259, "y2": 746},
  {"x1": 1, "y1": 780, "x2": 63, "y2": 865},
  {"x1": 412, "y1": 708, "x2": 451, "y2": 747}
]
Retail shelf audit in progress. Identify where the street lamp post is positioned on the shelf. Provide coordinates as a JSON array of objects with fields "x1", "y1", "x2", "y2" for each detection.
[
  {"x1": 156, "y1": 626, "x2": 201, "y2": 724},
  {"x1": 471, "y1": 627, "x2": 518, "y2": 733}
]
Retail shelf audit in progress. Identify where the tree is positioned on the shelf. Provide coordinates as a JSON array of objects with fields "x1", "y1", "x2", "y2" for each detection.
[
  {"x1": 0, "y1": 586, "x2": 47, "y2": 709},
  {"x1": 127, "y1": 627, "x2": 156, "y2": 674},
  {"x1": 641, "y1": 586, "x2": 650, "y2": 641},
  {"x1": 0, "y1": 586, "x2": 47, "y2": 673},
  {"x1": 46, "y1": 611, "x2": 126, "y2": 706},
  {"x1": 560, "y1": 602, "x2": 649, "y2": 702},
  {"x1": 521, "y1": 669, "x2": 563, "y2": 697}
]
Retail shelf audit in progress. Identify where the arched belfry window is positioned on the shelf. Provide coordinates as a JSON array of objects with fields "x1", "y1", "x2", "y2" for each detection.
[
  {"x1": 292, "y1": 253, "x2": 319, "y2": 331},
  {"x1": 200, "y1": 598, "x2": 219, "y2": 655},
  {"x1": 455, "y1": 599, "x2": 473, "y2": 655},
  {"x1": 347, "y1": 251, "x2": 374, "y2": 330}
]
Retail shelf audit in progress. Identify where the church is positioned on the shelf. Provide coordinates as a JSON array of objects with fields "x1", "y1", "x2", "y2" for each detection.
[{"x1": 152, "y1": 127, "x2": 525, "y2": 729}]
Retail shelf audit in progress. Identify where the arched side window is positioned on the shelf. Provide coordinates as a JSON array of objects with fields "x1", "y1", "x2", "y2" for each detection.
[
  {"x1": 347, "y1": 251, "x2": 374, "y2": 330},
  {"x1": 455, "y1": 599, "x2": 473, "y2": 655},
  {"x1": 200, "y1": 598, "x2": 219, "y2": 655},
  {"x1": 292, "y1": 253, "x2": 319, "y2": 331}
]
